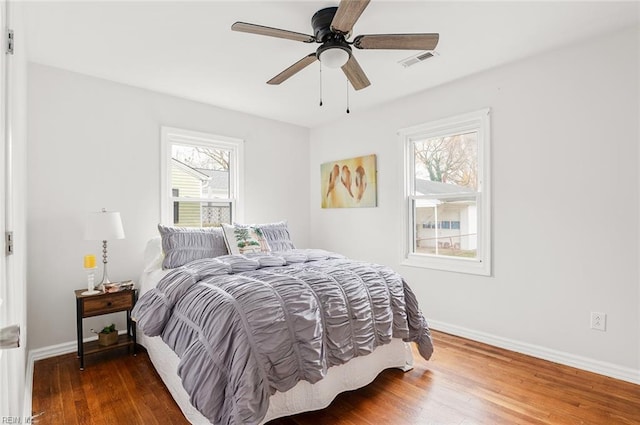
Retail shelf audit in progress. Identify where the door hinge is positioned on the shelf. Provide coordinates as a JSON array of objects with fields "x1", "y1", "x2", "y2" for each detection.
[
  {"x1": 5, "y1": 231, "x2": 13, "y2": 256},
  {"x1": 6, "y1": 29, "x2": 14, "y2": 55}
]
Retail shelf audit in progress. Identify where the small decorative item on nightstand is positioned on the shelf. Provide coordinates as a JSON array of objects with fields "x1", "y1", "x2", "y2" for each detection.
[
  {"x1": 96, "y1": 324, "x2": 118, "y2": 347},
  {"x1": 81, "y1": 254, "x2": 100, "y2": 296},
  {"x1": 103, "y1": 280, "x2": 134, "y2": 293}
]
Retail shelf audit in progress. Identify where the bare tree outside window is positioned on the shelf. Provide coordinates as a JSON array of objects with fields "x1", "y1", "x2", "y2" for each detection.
[
  {"x1": 195, "y1": 147, "x2": 230, "y2": 171},
  {"x1": 414, "y1": 132, "x2": 478, "y2": 190},
  {"x1": 172, "y1": 146, "x2": 230, "y2": 171}
]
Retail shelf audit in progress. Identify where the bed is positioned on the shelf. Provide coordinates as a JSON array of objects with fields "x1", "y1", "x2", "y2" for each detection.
[{"x1": 133, "y1": 224, "x2": 433, "y2": 425}]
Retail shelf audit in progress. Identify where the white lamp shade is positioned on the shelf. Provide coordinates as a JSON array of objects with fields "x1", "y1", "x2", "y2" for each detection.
[
  {"x1": 319, "y1": 48, "x2": 350, "y2": 69},
  {"x1": 85, "y1": 210, "x2": 125, "y2": 241}
]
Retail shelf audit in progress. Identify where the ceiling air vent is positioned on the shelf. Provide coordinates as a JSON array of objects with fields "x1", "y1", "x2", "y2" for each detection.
[{"x1": 399, "y1": 51, "x2": 437, "y2": 68}]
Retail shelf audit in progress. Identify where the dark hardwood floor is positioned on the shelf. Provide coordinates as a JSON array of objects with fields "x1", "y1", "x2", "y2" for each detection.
[{"x1": 31, "y1": 331, "x2": 640, "y2": 424}]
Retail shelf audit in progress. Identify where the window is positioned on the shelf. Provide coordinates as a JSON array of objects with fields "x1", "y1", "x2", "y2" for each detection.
[
  {"x1": 401, "y1": 109, "x2": 491, "y2": 275},
  {"x1": 161, "y1": 127, "x2": 244, "y2": 227}
]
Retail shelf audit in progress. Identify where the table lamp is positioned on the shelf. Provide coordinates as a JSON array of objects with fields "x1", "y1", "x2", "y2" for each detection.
[{"x1": 85, "y1": 208, "x2": 125, "y2": 289}]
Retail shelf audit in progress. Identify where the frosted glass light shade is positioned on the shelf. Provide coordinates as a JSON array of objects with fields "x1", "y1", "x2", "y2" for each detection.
[
  {"x1": 320, "y1": 48, "x2": 350, "y2": 68},
  {"x1": 85, "y1": 210, "x2": 125, "y2": 241}
]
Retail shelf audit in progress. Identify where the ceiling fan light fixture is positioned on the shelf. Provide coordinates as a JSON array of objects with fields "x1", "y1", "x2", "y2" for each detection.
[{"x1": 319, "y1": 47, "x2": 350, "y2": 68}]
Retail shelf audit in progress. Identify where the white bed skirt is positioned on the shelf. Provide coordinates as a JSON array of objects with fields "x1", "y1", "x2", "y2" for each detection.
[{"x1": 140, "y1": 333, "x2": 413, "y2": 424}]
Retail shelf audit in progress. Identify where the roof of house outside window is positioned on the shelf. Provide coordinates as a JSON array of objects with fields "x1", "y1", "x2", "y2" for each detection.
[
  {"x1": 415, "y1": 179, "x2": 475, "y2": 196},
  {"x1": 197, "y1": 168, "x2": 229, "y2": 192},
  {"x1": 171, "y1": 158, "x2": 209, "y2": 180}
]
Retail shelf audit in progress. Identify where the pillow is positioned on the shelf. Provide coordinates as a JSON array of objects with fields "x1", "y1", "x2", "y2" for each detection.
[
  {"x1": 256, "y1": 221, "x2": 296, "y2": 252},
  {"x1": 143, "y1": 237, "x2": 163, "y2": 272},
  {"x1": 158, "y1": 224, "x2": 229, "y2": 269},
  {"x1": 221, "y1": 223, "x2": 271, "y2": 255}
]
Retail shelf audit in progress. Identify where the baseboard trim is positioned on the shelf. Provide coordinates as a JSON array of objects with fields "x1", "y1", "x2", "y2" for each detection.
[{"x1": 429, "y1": 319, "x2": 640, "y2": 385}]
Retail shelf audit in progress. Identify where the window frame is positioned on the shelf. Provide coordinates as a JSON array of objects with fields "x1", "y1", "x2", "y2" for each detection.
[
  {"x1": 400, "y1": 109, "x2": 491, "y2": 276},
  {"x1": 160, "y1": 126, "x2": 244, "y2": 227}
]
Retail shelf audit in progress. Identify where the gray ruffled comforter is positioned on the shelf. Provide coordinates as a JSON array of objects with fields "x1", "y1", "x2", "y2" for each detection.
[{"x1": 132, "y1": 249, "x2": 433, "y2": 425}]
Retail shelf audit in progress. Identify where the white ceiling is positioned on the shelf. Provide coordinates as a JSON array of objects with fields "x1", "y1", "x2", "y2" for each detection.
[{"x1": 22, "y1": 1, "x2": 639, "y2": 128}]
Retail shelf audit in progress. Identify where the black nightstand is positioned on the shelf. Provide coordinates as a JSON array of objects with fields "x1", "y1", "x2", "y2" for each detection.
[{"x1": 75, "y1": 288, "x2": 138, "y2": 370}]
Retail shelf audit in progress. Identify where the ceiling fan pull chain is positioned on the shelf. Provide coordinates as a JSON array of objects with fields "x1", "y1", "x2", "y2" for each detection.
[
  {"x1": 346, "y1": 79, "x2": 350, "y2": 114},
  {"x1": 319, "y1": 63, "x2": 323, "y2": 107}
]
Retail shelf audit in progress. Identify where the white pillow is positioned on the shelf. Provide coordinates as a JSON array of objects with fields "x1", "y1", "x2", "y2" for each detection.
[{"x1": 143, "y1": 237, "x2": 163, "y2": 272}]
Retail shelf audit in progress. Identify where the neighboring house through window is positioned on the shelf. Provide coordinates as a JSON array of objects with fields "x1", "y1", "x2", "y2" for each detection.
[
  {"x1": 400, "y1": 109, "x2": 491, "y2": 275},
  {"x1": 161, "y1": 127, "x2": 244, "y2": 227}
]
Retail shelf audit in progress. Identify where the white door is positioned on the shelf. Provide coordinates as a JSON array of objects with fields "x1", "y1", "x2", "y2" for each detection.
[
  {"x1": 0, "y1": 0, "x2": 11, "y2": 415},
  {"x1": 1, "y1": 0, "x2": 27, "y2": 418}
]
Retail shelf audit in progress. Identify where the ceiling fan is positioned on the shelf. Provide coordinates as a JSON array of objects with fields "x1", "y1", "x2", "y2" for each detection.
[{"x1": 231, "y1": 0, "x2": 439, "y2": 91}]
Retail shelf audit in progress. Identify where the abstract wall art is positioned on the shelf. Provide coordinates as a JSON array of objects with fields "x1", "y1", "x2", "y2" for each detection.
[{"x1": 321, "y1": 154, "x2": 377, "y2": 208}]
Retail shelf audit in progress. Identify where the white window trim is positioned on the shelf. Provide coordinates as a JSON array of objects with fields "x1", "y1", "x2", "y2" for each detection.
[
  {"x1": 399, "y1": 108, "x2": 491, "y2": 276},
  {"x1": 160, "y1": 126, "x2": 244, "y2": 226}
]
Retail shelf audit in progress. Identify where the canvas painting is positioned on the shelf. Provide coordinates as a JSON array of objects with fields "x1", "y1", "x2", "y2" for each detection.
[{"x1": 321, "y1": 154, "x2": 377, "y2": 208}]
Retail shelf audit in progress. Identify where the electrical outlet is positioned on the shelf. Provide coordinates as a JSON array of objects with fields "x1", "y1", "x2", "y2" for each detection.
[{"x1": 590, "y1": 312, "x2": 606, "y2": 331}]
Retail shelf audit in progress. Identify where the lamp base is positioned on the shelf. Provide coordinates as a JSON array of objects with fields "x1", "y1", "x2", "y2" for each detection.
[{"x1": 81, "y1": 289, "x2": 101, "y2": 296}]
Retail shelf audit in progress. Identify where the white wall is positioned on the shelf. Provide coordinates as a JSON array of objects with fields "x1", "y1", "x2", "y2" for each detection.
[
  {"x1": 310, "y1": 27, "x2": 640, "y2": 377},
  {"x1": 27, "y1": 64, "x2": 310, "y2": 350}
]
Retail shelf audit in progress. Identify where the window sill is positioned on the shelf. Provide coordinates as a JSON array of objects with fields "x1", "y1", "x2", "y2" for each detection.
[{"x1": 401, "y1": 254, "x2": 491, "y2": 276}]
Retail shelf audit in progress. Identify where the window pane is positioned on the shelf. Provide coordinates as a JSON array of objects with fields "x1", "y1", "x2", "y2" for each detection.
[
  {"x1": 171, "y1": 144, "x2": 230, "y2": 199},
  {"x1": 172, "y1": 201, "x2": 231, "y2": 227},
  {"x1": 413, "y1": 132, "x2": 478, "y2": 195},
  {"x1": 414, "y1": 197, "x2": 477, "y2": 259}
]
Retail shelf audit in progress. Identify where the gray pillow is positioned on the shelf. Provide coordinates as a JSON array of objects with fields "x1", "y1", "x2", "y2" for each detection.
[
  {"x1": 158, "y1": 224, "x2": 229, "y2": 269},
  {"x1": 255, "y1": 221, "x2": 296, "y2": 252}
]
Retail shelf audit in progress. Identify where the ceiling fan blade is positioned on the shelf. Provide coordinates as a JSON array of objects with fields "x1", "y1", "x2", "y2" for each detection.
[
  {"x1": 354, "y1": 33, "x2": 439, "y2": 50},
  {"x1": 267, "y1": 53, "x2": 318, "y2": 85},
  {"x1": 341, "y1": 55, "x2": 370, "y2": 91},
  {"x1": 331, "y1": 0, "x2": 371, "y2": 36},
  {"x1": 232, "y1": 22, "x2": 315, "y2": 43}
]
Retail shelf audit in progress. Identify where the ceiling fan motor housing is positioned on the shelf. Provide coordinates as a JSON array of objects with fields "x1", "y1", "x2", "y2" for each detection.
[
  {"x1": 312, "y1": 7, "x2": 339, "y2": 41},
  {"x1": 312, "y1": 7, "x2": 352, "y2": 66}
]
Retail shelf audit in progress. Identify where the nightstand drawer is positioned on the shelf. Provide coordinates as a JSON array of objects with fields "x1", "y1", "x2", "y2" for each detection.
[{"x1": 82, "y1": 292, "x2": 134, "y2": 316}]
